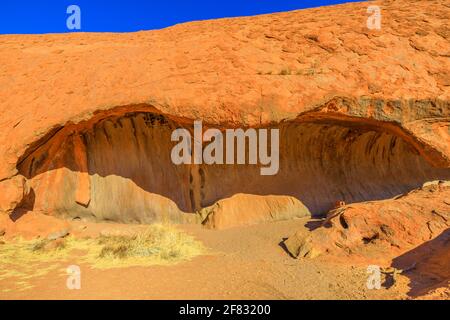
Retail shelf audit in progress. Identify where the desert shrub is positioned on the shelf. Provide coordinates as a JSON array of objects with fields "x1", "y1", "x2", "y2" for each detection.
[
  {"x1": 30, "y1": 239, "x2": 66, "y2": 253},
  {"x1": 96, "y1": 224, "x2": 204, "y2": 262},
  {"x1": 0, "y1": 224, "x2": 205, "y2": 292}
]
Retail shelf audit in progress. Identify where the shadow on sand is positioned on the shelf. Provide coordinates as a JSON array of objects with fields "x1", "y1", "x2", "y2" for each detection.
[{"x1": 389, "y1": 228, "x2": 450, "y2": 298}]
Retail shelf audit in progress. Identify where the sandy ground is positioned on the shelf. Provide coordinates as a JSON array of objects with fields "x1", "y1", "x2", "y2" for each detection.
[{"x1": 1, "y1": 217, "x2": 431, "y2": 300}]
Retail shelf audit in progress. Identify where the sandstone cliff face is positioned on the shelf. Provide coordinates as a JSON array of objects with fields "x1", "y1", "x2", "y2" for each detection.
[
  {"x1": 0, "y1": 0, "x2": 449, "y2": 227},
  {"x1": 13, "y1": 108, "x2": 450, "y2": 225}
]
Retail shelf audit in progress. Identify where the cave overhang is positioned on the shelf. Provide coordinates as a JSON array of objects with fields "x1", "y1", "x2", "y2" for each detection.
[{"x1": 0, "y1": 97, "x2": 448, "y2": 227}]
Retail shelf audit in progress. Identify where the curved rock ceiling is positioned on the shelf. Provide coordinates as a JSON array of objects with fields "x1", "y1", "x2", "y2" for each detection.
[{"x1": 0, "y1": 0, "x2": 449, "y2": 228}]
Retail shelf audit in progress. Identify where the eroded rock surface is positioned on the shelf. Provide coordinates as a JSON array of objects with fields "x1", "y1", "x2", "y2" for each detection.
[
  {"x1": 285, "y1": 181, "x2": 450, "y2": 261},
  {"x1": 10, "y1": 110, "x2": 450, "y2": 225},
  {"x1": 0, "y1": 175, "x2": 31, "y2": 216},
  {"x1": 201, "y1": 194, "x2": 311, "y2": 229},
  {"x1": 0, "y1": 0, "x2": 449, "y2": 228}
]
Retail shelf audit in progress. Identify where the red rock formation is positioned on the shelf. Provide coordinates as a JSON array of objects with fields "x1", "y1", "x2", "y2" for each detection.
[
  {"x1": 201, "y1": 194, "x2": 310, "y2": 229},
  {"x1": 285, "y1": 181, "x2": 450, "y2": 262},
  {"x1": 0, "y1": 0, "x2": 449, "y2": 229}
]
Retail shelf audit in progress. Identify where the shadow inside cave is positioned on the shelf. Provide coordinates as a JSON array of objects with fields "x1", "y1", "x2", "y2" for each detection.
[{"x1": 15, "y1": 110, "x2": 450, "y2": 224}]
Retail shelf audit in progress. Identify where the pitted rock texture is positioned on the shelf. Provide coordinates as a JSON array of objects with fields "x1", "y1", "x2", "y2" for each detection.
[
  {"x1": 284, "y1": 181, "x2": 450, "y2": 296},
  {"x1": 285, "y1": 181, "x2": 450, "y2": 261},
  {"x1": 0, "y1": 0, "x2": 449, "y2": 227}
]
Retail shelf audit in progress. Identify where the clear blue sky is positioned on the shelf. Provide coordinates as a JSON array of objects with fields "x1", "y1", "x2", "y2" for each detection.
[{"x1": 0, "y1": 0, "x2": 365, "y2": 34}]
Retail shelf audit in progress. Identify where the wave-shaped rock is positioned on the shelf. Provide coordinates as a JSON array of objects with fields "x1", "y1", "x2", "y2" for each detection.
[{"x1": 0, "y1": 0, "x2": 449, "y2": 229}]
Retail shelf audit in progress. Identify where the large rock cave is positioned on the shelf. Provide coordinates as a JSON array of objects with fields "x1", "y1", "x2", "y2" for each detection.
[{"x1": 17, "y1": 111, "x2": 450, "y2": 225}]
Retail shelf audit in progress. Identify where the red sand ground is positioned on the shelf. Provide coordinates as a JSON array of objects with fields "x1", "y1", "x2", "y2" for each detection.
[{"x1": 0, "y1": 215, "x2": 448, "y2": 300}]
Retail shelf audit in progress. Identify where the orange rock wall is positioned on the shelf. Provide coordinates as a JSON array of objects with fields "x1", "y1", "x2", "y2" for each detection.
[{"x1": 15, "y1": 111, "x2": 450, "y2": 224}]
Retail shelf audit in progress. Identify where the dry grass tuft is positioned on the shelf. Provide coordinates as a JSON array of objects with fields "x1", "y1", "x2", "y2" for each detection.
[
  {"x1": 0, "y1": 224, "x2": 206, "y2": 292},
  {"x1": 94, "y1": 224, "x2": 205, "y2": 265}
]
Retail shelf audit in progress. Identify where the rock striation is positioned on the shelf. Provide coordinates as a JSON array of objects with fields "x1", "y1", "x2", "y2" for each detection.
[{"x1": 0, "y1": 0, "x2": 449, "y2": 228}]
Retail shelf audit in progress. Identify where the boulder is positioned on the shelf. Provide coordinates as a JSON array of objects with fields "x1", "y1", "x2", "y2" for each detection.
[
  {"x1": 0, "y1": 175, "x2": 29, "y2": 216},
  {"x1": 201, "y1": 194, "x2": 311, "y2": 229},
  {"x1": 285, "y1": 183, "x2": 450, "y2": 261}
]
